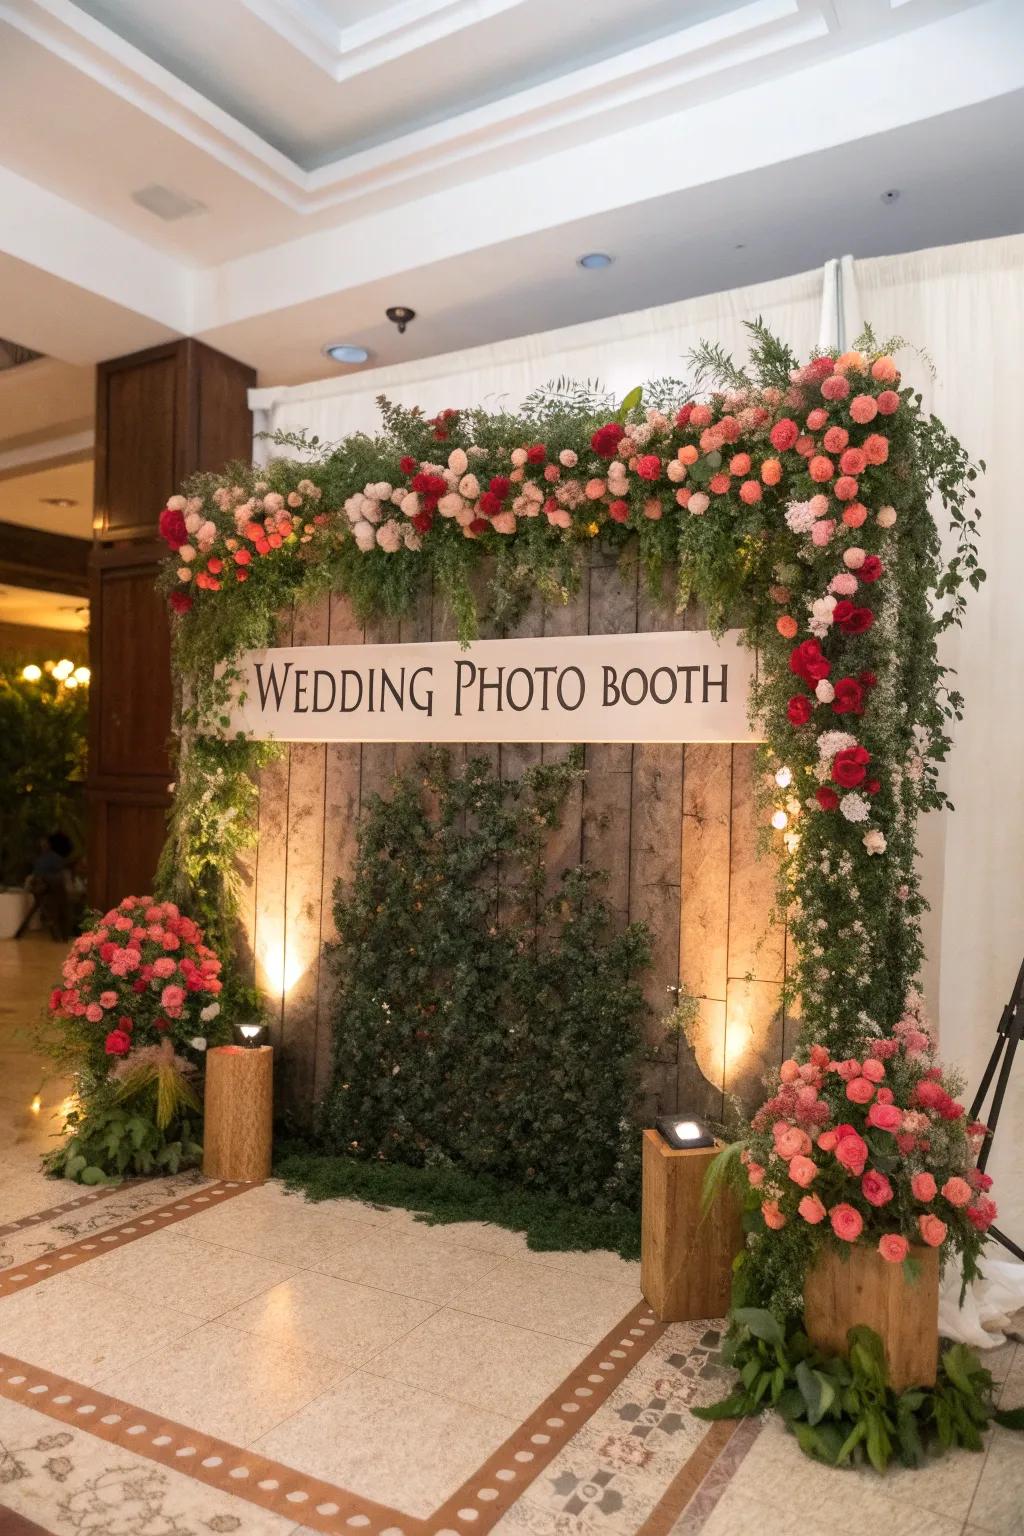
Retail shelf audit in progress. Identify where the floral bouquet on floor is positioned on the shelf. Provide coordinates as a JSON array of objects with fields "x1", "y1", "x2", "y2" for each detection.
[
  {"x1": 39, "y1": 896, "x2": 230, "y2": 1183},
  {"x1": 739, "y1": 988, "x2": 995, "y2": 1300}
]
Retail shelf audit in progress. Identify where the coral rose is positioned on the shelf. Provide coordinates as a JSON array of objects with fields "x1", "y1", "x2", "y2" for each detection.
[
  {"x1": 747, "y1": 1162, "x2": 765, "y2": 1187},
  {"x1": 846, "y1": 1076, "x2": 875, "y2": 1105},
  {"x1": 866, "y1": 1102, "x2": 902, "y2": 1132},
  {"x1": 769, "y1": 418, "x2": 799, "y2": 452},
  {"x1": 861, "y1": 1057, "x2": 886, "y2": 1083},
  {"x1": 876, "y1": 390, "x2": 901, "y2": 415},
  {"x1": 918, "y1": 1213, "x2": 948, "y2": 1248},
  {"x1": 808, "y1": 455, "x2": 834, "y2": 483},
  {"x1": 816, "y1": 1129, "x2": 838, "y2": 1152},
  {"x1": 830, "y1": 1203, "x2": 864, "y2": 1242},
  {"x1": 863, "y1": 433, "x2": 890, "y2": 465},
  {"x1": 799, "y1": 1194, "x2": 827, "y2": 1224},
  {"x1": 834, "y1": 1132, "x2": 868, "y2": 1175},
  {"x1": 739, "y1": 479, "x2": 762, "y2": 505},
  {"x1": 775, "y1": 1126, "x2": 812, "y2": 1160},
  {"x1": 878, "y1": 1233, "x2": 909, "y2": 1264},
  {"x1": 849, "y1": 394, "x2": 878, "y2": 424},
  {"x1": 762, "y1": 1200, "x2": 787, "y2": 1230},
  {"x1": 941, "y1": 1176, "x2": 972, "y2": 1207},
  {"x1": 760, "y1": 458, "x2": 782, "y2": 485},
  {"x1": 776, "y1": 616, "x2": 798, "y2": 639},
  {"x1": 871, "y1": 356, "x2": 899, "y2": 382},
  {"x1": 861, "y1": 1169, "x2": 894, "y2": 1206},
  {"x1": 842, "y1": 504, "x2": 868, "y2": 529}
]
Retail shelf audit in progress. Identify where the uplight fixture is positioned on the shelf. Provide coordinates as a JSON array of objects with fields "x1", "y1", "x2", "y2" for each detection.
[
  {"x1": 53, "y1": 658, "x2": 74, "y2": 681},
  {"x1": 324, "y1": 343, "x2": 369, "y2": 365},
  {"x1": 655, "y1": 1114, "x2": 715, "y2": 1150},
  {"x1": 578, "y1": 252, "x2": 613, "y2": 269},
  {"x1": 21, "y1": 664, "x2": 42, "y2": 682},
  {"x1": 239, "y1": 1022, "x2": 263, "y2": 1049}
]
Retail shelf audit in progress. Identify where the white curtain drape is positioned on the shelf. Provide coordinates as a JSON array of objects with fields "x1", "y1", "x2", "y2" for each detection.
[{"x1": 252, "y1": 236, "x2": 1024, "y2": 1263}]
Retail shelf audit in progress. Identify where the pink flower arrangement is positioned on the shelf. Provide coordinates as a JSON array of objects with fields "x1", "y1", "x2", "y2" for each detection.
[
  {"x1": 49, "y1": 897, "x2": 226, "y2": 1073},
  {"x1": 743, "y1": 1007, "x2": 996, "y2": 1271}
]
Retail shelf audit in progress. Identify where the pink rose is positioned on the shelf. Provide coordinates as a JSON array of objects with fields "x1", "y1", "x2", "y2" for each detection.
[
  {"x1": 746, "y1": 1162, "x2": 765, "y2": 1187},
  {"x1": 788, "y1": 1154, "x2": 817, "y2": 1188},
  {"x1": 85, "y1": 1003, "x2": 103, "y2": 1023},
  {"x1": 878, "y1": 1233, "x2": 909, "y2": 1264},
  {"x1": 834, "y1": 1132, "x2": 868, "y2": 1176},
  {"x1": 866, "y1": 1102, "x2": 902, "y2": 1132},
  {"x1": 104, "y1": 1029, "x2": 131, "y2": 1056},
  {"x1": 153, "y1": 957, "x2": 177, "y2": 979},
  {"x1": 774, "y1": 1126, "x2": 811, "y2": 1160},
  {"x1": 762, "y1": 1200, "x2": 787, "y2": 1230},
  {"x1": 845, "y1": 1076, "x2": 875, "y2": 1105},
  {"x1": 911, "y1": 1171, "x2": 937, "y2": 1202},
  {"x1": 918, "y1": 1213, "x2": 947, "y2": 1248},
  {"x1": 99, "y1": 990, "x2": 118, "y2": 1009},
  {"x1": 810, "y1": 518, "x2": 836, "y2": 547},
  {"x1": 160, "y1": 984, "x2": 186, "y2": 1017},
  {"x1": 861, "y1": 1058, "x2": 885, "y2": 1083},
  {"x1": 861, "y1": 1169, "x2": 894, "y2": 1206},
  {"x1": 941, "y1": 1176, "x2": 972, "y2": 1208},
  {"x1": 816, "y1": 1130, "x2": 838, "y2": 1153},
  {"x1": 830, "y1": 1203, "x2": 864, "y2": 1242},
  {"x1": 798, "y1": 1194, "x2": 827, "y2": 1224}
]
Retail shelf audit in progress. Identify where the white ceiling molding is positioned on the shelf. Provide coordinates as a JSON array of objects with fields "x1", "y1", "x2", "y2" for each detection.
[
  {"x1": 0, "y1": 428, "x2": 94, "y2": 476},
  {"x1": 1, "y1": 0, "x2": 834, "y2": 215},
  {"x1": 241, "y1": 0, "x2": 530, "y2": 82}
]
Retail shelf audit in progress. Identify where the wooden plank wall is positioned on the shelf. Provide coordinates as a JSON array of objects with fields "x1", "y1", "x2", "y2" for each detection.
[{"x1": 241, "y1": 556, "x2": 790, "y2": 1121}]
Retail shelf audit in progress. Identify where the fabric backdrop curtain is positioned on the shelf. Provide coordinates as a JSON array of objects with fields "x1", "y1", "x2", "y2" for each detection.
[{"x1": 251, "y1": 237, "x2": 1024, "y2": 1245}]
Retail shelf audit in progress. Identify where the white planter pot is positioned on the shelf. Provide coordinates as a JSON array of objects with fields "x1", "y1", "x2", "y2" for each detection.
[{"x1": 0, "y1": 888, "x2": 33, "y2": 940}]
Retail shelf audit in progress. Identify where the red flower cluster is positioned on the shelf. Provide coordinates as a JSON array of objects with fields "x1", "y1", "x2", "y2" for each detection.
[{"x1": 590, "y1": 422, "x2": 627, "y2": 459}]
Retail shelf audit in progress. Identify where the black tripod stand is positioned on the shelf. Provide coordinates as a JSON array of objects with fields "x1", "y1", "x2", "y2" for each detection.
[{"x1": 968, "y1": 952, "x2": 1024, "y2": 1263}]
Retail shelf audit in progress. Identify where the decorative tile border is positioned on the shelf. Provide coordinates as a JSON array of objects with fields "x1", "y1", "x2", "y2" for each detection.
[
  {"x1": 0, "y1": 1184, "x2": 116, "y2": 1239},
  {"x1": 0, "y1": 1181, "x2": 254, "y2": 1300},
  {"x1": 667, "y1": 1416, "x2": 762, "y2": 1535},
  {"x1": 0, "y1": 1304, "x2": 673, "y2": 1536}
]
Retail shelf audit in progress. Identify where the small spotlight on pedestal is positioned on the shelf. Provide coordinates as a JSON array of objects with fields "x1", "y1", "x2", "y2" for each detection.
[
  {"x1": 239, "y1": 1022, "x2": 263, "y2": 1049},
  {"x1": 654, "y1": 1114, "x2": 714, "y2": 1150}
]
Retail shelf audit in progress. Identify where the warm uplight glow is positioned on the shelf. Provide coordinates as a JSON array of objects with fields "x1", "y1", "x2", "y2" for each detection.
[
  {"x1": 259, "y1": 938, "x2": 308, "y2": 998},
  {"x1": 774, "y1": 765, "x2": 792, "y2": 788},
  {"x1": 53, "y1": 658, "x2": 74, "y2": 680},
  {"x1": 771, "y1": 809, "x2": 789, "y2": 830},
  {"x1": 30, "y1": 1095, "x2": 41, "y2": 1114},
  {"x1": 725, "y1": 1019, "x2": 752, "y2": 1064},
  {"x1": 21, "y1": 664, "x2": 42, "y2": 682}
]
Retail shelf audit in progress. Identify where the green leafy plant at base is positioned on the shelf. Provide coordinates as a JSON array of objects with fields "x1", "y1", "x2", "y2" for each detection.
[
  {"x1": 274, "y1": 1145, "x2": 641, "y2": 1259},
  {"x1": 693, "y1": 1308, "x2": 1024, "y2": 1471},
  {"x1": 316, "y1": 749, "x2": 651, "y2": 1211},
  {"x1": 43, "y1": 1081, "x2": 202, "y2": 1185}
]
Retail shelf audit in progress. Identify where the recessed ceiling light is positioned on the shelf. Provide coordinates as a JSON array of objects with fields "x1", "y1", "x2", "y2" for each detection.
[
  {"x1": 324, "y1": 343, "x2": 370, "y2": 365},
  {"x1": 578, "y1": 252, "x2": 613, "y2": 269},
  {"x1": 40, "y1": 497, "x2": 78, "y2": 508},
  {"x1": 131, "y1": 184, "x2": 207, "y2": 221},
  {"x1": 881, "y1": 189, "x2": 901, "y2": 204}
]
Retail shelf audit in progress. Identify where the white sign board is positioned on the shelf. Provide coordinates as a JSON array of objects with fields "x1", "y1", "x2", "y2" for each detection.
[{"x1": 224, "y1": 630, "x2": 758, "y2": 744}]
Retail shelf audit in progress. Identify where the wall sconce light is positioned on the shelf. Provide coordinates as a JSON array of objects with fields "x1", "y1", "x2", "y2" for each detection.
[
  {"x1": 655, "y1": 1114, "x2": 715, "y2": 1150},
  {"x1": 239, "y1": 1022, "x2": 263, "y2": 1049}
]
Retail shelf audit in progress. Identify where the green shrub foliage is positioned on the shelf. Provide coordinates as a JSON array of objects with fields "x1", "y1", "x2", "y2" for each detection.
[{"x1": 319, "y1": 750, "x2": 650, "y2": 1208}]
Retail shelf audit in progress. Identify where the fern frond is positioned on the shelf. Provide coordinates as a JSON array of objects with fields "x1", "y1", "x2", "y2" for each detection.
[
  {"x1": 687, "y1": 340, "x2": 751, "y2": 393},
  {"x1": 743, "y1": 318, "x2": 798, "y2": 389}
]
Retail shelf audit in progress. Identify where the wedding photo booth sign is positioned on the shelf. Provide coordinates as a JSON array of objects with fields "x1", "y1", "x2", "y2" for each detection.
[{"x1": 224, "y1": 629, "x2": 759, "y2": 744}]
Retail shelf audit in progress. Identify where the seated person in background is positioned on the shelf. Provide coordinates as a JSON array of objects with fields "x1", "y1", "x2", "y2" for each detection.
[{"x1": 28, "y1": 831, "x2": 78, "y2": 941}]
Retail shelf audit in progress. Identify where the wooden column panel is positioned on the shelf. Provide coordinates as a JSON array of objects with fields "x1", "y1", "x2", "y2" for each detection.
[{"x1": 88, "y1": 340, "x2": 255, "y2": 909}]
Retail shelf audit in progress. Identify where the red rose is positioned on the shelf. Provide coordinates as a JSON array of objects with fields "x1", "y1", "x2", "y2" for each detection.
[
  {"x1": 104, "y1": 1029, "x2": 131, "y2": 1056},
  {"x1": 99, "y1": 942, "x2": 116, "y2": 962},
  {"x1": 837, "y1": 605, "x2": 874, "y2": 634},
  {"x1": 478, "y1": 491, "x2": 503, "y2": 517},
  {"x1": 411, "y1": 472, "x2": 446, "y2": 498},
  {"x1": 410, "y1": 511, "x2": 433, "y2": 534},
  {"x1": 832, "y1": 745, "x2": 870, "y2": 788},
  {"x1": 399, "y1": 456, "x2": 418, "y2": 475},
  {"x1": 832, "y1": 600, "x2": 854, "y2": 627},
  {"x1": 859, "y1": 670, "x2": 877, "y2": 687},
  {"x1": 635, "y1": 454, "x2": 661, "y2": 481},
  {"x1": 816, "y1": 786, "x2": 839, "y2": 810},
  {"x1": 831, "y1": 677, "x2": 864, "y2": 715},
  {"x1": 468, "y1": 518, "x2": 490, "y2": 535},
  {"x1": 859, "y1": 555, "x2": 883, "y2": 582},
  {"x1": 787, "y1": 695, "x2": 812, "y2": 725},
  {"x1": 675, "y1": 404, "x2": 694, "y2": 427},
  {"x1": 607, "y1": 499, "x2": 629, "y2": 523},
  {"x1": 49, "y1": 987, "x2": 63, "y2": 1011},
  {"x1": 488, "y1": 476, "x2": 511, "y2": 500},
  {"x1": 526, "y1": 444, "x2": 546, "y2": 464},
  {"x1": 169, "y1": 591, "x2": 193, "y2": 615},
  {"x1": 158, "y1": 506, "x2": 188, "y2": 550},
  {"x1": 769, "y1": 418, "x2": 799, "y2": 452},
  {"x1": 154, "y1": 1015, "x2": 170, "y2": 1031},
  {"x1": 789, "y1": 638, "x2": 830, "y2": 684},
  {"x1": 866, "y1": 778, "x2": 881, "y2": 795},
  {"x1": 590, "y1": 422, "x2": 627, "y2": 458},
  {"x1": 117, "y1": 1015, "x2": 134, "y2": 1032},
  {"x1": 206, "y1": 557, "x2": 223, "y2": 575},
  {"x1": 132, "y1": 977, "x2": 147, "y2": 993}
]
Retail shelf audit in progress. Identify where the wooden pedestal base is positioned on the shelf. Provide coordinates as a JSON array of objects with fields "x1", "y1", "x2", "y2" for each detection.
[
  {"x1": 641, "y1": 1129, "x2": 742, "y2": 1322},
  {"x1": 804, "y1": 1242, "x2": 939, "y2": 1391},
  {"x1": 202, "y1": 1045, "x2": 273, "y2": 1183}
]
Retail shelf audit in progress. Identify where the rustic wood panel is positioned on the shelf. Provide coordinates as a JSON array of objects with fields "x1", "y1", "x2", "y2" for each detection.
[{"x1": 253, "y1": 612, "x2": 294, "y2": 1049}]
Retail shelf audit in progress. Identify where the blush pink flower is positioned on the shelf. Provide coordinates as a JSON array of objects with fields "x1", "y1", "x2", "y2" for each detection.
[
  {"x1": 98, "y1": 990, "x2": 118, "y2": 1008},
  {"x1": 85, "y1": 1003, "x2": 103, "y2": 1023},
  {"x1": 810, "y1": 519, "x2": 836, "y2": 547},
  {"x1": 878, "y1": 1233, "x2": 909, "y2": 1264},
  {"x1": 830, "y1": 1203, "x2": 864, "y2": 1242},
  {"x1": 821, "y1": 375, "x2": 850, "y2": 401},
  {"x1": 153, "y1": 957, "x2": 177, "y2": 979},
  {"x1": 849, "y1": 394, "x2": 879, "y2": 424},
  {"x1": 788, "y1": 1154, "x2": 817, "y2": 1188},
  {"x1": 798, "y1": 1194, "x2": 827, "y2": 1224}
]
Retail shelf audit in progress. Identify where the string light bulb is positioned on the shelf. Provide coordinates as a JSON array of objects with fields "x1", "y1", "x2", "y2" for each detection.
[
  {"x1": 53, "y1": 659, "x2": 74, "y2": 681},
  {"x1": 72, "y1": 666, "x2": 90, "y2": 684},
  {"x1": 21, "y1": 664, "x2": 42, "y2": 682},
  {"x1": 774, "y1": 766, "x2": 792, "y2": 789},
  {"x1": 771, "y1": 809, "x2": 789, "y2": 831}
]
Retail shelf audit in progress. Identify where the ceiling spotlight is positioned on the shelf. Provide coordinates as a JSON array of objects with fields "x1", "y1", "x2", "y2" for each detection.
[
  {"x1": 324, "y1": 343, "x2": 369, "y2": 365},
  {"x1": 40, "y1": 497, "x2": 78, "y2": 508},
  {"x1": 578, "y1": 252, "x2": 613, "y2": 269},
  {"x1": 385, "y1": 306, "x2": 416, "y2": 334},
  {"x1": 881, "y1": 189, "x2": 901, "y2": 204}
]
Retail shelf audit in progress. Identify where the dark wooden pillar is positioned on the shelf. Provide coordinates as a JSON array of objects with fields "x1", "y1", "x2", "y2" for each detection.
[{"x1": 88, "y1": 339, "x2": 256, "y2": 909}]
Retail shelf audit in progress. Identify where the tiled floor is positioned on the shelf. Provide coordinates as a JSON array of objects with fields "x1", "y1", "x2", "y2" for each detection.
[{"x1": 0, "y1": 935, "x2": 1021, "y2": 1536}]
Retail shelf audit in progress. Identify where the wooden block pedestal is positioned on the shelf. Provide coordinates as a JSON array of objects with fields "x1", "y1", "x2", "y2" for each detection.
[
  {"x1": 804, "y1": 1243, "x2": 939, "y2": 1391},
  {"x1": 641, "y1": 1128, "x2": 742, "y2": 1322},
  {"x1": 202, "y1": 1045, "x2": 273, "y2": 1183}
]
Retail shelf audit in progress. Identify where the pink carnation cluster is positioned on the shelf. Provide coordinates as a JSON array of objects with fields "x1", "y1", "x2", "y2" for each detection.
[
  {"x1": 742, "y1": 1006, "x2": 997, "y2": 1266},
  {"x1": 50, "y1": 896, "x2": 223, "y2": 1064}
]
